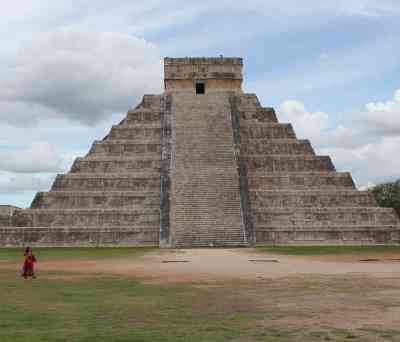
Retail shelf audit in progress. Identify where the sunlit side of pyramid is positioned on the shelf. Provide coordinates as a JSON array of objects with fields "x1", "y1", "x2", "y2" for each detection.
[{"x1": 1, "y1": 57, "x2": 399, "y2": 247}]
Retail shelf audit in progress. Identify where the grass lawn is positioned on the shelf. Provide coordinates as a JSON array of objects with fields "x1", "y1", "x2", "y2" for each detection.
[
  {"x1": 0, "y1": 247, "x2": 399, "y2": 341},
  {"x1": 256, "y1": 245, "x2": 400, "y2": 255}
]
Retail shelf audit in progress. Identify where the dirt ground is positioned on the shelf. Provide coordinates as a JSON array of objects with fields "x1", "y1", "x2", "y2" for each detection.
[{"x1": 3, "y1": 248, "x2": 400, "y2": 283}]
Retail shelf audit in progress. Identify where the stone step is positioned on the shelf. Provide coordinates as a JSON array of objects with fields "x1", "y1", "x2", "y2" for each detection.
[
  {"x1": 173, "y1": 154, "x2": 240, "y2": 168},
  {"x1": 172, "y1": 229, "x2": 244, "y2": 236},
  {"x1": 245, "y1": 155, "x2": 335, "y2": 172},
  {"x1": 254, "y1": 225, "x2": 400, "y2": 245},
  {"x1": 242, "y1": 139, "x2": 314, "y2": 155},
  {"x1": 174, "y1": 241, "x2": 247, "y2": 248},
  {"x1": 240, "y1": 107, "x2": 278, "y2": 123},
  {"x1": 252, "y1": 207, "x2": 400, "y2": 227},
  {"x1": 31, "y1": 191, "x2": 160, "y2": 209},
  {"x1": 12, "y1": 208, "x2": 160, "y2": 228},
  {"x1": 174, "y1": 240, "x2": 247, "y2": 248},
  {"x1": 108, "y1": 125, "x2": 161, "y2": 140},
  {"x1": 248, "y1": 172, "x2": 355, "y2": 190},
  {"x1": 240, "y1": 123, "x2": 296, "y2": 139},
  {"x1": 173, "y1": 230, "x2": 246, "y2": 242},
  {"x1": 70, "y1": 156, "x2": 161, "y2": 173},
  {"x1": 250, "y1": 190, "x2": 376, "y2": 208},
  {"x1": 88, "y1": 140, "x2": 161, "y2": 157},
  {"x1": 52, "y1": 173, "x2": 160, "y2": 191}
]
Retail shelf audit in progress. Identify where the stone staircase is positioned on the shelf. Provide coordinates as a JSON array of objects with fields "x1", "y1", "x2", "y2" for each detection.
[
  {"x1": 0, "y1": 95, "x2": 163, "y2": 247},
  {"x1": 169, "y1": 93, "x2": 246, "y2": 247},
  {"x1": 235, "y1": 94, "x2": 400, "y2": 245}
]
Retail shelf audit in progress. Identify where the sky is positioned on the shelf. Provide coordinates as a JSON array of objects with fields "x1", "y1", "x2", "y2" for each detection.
[{"x1": 0, "y1": 0, "x2": 400, "y2": 208}]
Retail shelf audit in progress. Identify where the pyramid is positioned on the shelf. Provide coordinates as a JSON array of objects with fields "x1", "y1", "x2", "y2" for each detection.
[{"x1": 1, "y1": 57, "x2": 399, "y2": 247}]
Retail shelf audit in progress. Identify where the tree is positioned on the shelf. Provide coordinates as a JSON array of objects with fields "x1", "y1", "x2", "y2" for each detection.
[{"x1": 370, "y1": 180, "x2": 400, "y2": 216}]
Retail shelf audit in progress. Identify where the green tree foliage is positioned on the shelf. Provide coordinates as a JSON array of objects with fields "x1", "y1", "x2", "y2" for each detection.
[{"x1": 370, "y1": 180, "x2": 400, "y2": 213}]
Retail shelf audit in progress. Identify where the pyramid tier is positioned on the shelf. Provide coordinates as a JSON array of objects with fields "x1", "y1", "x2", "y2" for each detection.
[
  {"x1": 240, "y1": 123, "x2": 296, "y2": 139},
  {"x1": 255, "y1": 226, "x2": 400, "y2": 245},
  {"x1": 108, "y1": 125, "x2": 161, "y2": 140},
  {"x1": 70, "y1": 156, "x2": 160, "y2": 173},
  {"x1": 139, "y1": 94, "x2": 163, "y2": 109},
  {"x1": 0, "y1": 227, "x2": 158, "y2": 247},
  {"x1": 252, "y1": 207, "x2": 399, "y2": 227},
  {"x1": 242, "y1": 139, "x2": 314, "y2": 155},
  {"x1": 89, "y1": 140, "x2": 161, "y2": 157},
  {"x1": 245, "y1": 155, "x2": 335, "y2": 172},
  {"x1": 31, "y1": 191, "x2": 160, "y2": 209},
  {"x1": 239, "y1": 107, "x2": 278, "y2": 123},
  {"x1": 52, "y1": 173, "x2": 160, "y2": 191},
  {"x1": 12, "y1": 208, "x2": 160, "y2": 228},
  {"x1": 247, "y1": 172, "x2": 355, "y2": 190},
  {"x1": 250, "y1": 190, "x2": 376, "y2": 208},
  {"x1": 118, "y1": 122, "x2": 162, "y2": 129},
  {"x1": 235, "y1": 94, "x2": 260, "y2": 109},
  {"x1": 124, "y1": 108, "x2": 162, "y2": 124}
]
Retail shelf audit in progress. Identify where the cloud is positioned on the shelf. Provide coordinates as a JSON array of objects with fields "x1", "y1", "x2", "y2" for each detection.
[
  {"x1": 277, "y1": 100, "x2": 329, "y2": 141},
  {"x1": 0, "y1": 142, "x2": 64, "y2": 173},
  {"x1": 356, "y1": 89, "x2": 400, "y2": 136},
  {"x1": 0, "y1": 29, "x2": 163, "y2": 126},
  {"x1": 0, "y1": 172, "x2": 54, "y2": 195},
  {"x1": 278, "y1": 89, "x2": 400, "y2": 188}
]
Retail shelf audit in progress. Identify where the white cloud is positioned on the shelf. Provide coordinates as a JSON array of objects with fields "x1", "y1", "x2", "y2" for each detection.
[
  {"x1": 277, "y1": 100, "x2": 330, "y2": 144},
  {"x1": 0, "y1": 172, "x2": 54, "y2": 195},
  {"x1": 357, "y1": 89, "x2": 400, "y2": 136},
  {"x1": 0, "y1": 29, "x2": 162, "y2": 126},
  {"x1": 0, "y1": 142, "x2": 64, "y2": 173}
]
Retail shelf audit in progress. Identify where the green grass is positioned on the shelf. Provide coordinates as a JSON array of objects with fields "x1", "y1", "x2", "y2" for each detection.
[
  {"x1": 255, "y1": 245, "x2": 400, "y2": 255},
  {"x1": 0, "y1": 247, "x2": 156, "y2": 262},
  {"x1": 1, "y1": 247, "x2": 400, "y2": 341},
  {"x1": 2, "y1": 269, "x2": 397, "y2": 342},
  {"x1": 0, "y1": 269, "x2": 290, "y2": 342}
]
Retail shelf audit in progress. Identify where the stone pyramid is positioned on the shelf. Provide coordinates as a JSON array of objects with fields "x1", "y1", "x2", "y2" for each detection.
[{"x1": 1, "y1": 57, "x2": 399, "y2": 247}]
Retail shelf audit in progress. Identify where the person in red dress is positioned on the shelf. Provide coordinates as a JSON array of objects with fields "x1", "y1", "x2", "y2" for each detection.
[{"x1": 22, "y1": 247, "x2": 37, "y2": 279}]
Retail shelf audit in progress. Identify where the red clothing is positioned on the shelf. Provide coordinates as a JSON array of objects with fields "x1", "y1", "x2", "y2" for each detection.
[{"x1": 22, "y1": 254, "x2": 36, "y2": 278}]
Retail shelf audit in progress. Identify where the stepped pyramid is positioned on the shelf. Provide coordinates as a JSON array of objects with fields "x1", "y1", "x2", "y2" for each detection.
[{"x1": 1, "y1": 57, "x2": 400, "y2": 247}]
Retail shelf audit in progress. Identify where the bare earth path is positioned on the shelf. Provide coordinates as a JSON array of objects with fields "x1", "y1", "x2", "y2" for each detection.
[{"x1": 2, "y1": 248, "x2": 398, "y2": 283}]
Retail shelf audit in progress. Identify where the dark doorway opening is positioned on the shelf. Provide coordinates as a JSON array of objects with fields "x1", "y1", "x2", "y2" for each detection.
[{"x1": 196, "y1": 82, "x2": 205, "y2": 94}]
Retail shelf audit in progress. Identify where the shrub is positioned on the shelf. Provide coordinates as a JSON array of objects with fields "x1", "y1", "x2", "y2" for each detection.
[{"x1": 370, "y1": 180, "x2": 400, "y2": 215}]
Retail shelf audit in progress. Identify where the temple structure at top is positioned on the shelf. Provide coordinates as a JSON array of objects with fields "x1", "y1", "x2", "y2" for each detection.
[
  {"x1": 1, "y1": 57, "x2": 399, "y2": 247},
  {"x1": 164, "y1": 57, "x2": 243, "y2": 94}
]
